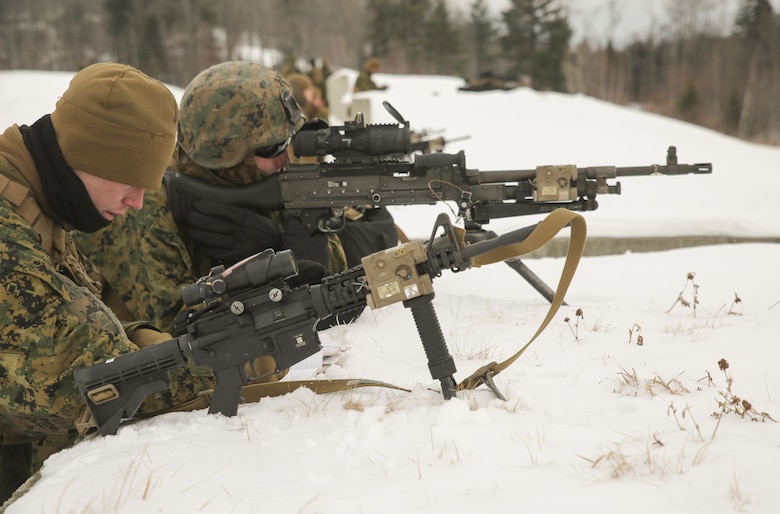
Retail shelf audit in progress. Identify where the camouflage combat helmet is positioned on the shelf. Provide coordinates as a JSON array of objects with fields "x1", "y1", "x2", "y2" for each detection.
[{"x1": 178, "y1": 61, "x2": 305, "y2": 169}]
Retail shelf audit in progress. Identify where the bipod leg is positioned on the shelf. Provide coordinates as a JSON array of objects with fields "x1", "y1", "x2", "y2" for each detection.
[
  {"x1": 403, "y1": 294, "x2": 457, "y2": 400},
  {"x1": 504, "y1": 257, "x2": 567, "y2": 306},
  {"x1": 462, "y1": 224, "x2": 565, "y2": 307},
  {"x1": 476, "y1": 370, "x2": 507, "y2": 401}
]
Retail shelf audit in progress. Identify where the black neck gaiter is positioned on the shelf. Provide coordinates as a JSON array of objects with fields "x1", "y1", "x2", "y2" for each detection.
[{"x1": 19, "y1": 115, "x2": 110, "y2": 233}]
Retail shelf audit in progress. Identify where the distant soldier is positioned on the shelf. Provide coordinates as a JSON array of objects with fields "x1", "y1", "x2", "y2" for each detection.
[
  {"x1": 354, "y1": 57, "x2": 389, "y2": 93},
  {"x1": 280, "y1": 55, "x2": 302, "y2": 78},
  {"x1": 307, "y1": 57, "x2": 332, "y2": 107},
  {"x1": 458, "y1": 70, "x2": 516, "y2": 92},
  {"x1": 287, "y1": 73, "x2": 330, "y2": 121}
]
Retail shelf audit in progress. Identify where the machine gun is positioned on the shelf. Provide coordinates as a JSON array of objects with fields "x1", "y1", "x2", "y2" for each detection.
[
  {"x1": 166, "y1": 101, "x2": 711, "y2": 235},
  {"x1": 74, "y1": 213, "x2": 550, "y2": 436},
  {"x1": 164, "y1": 101, "x2": 711, "y2": 303}
]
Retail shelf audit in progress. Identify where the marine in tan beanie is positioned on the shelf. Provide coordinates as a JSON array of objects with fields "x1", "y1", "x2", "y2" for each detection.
[
  {"x1": 0, "y1": 62, "x2": 179, "y2": 232},
  {"x1": 51, "y1": 62, "x2": 179, "y2": 190},
  {"x1": 0, "y1": 64, "x2": 197, "y2": 503}
]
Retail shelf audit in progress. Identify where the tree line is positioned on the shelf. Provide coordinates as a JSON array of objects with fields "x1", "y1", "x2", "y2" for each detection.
[{"x1": 1, "y1": 0, "x2": 777, "y2": 144}]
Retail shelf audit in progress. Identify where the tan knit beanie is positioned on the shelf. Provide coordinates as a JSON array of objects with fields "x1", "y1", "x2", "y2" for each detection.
[{"x1": 50, "y1": 62, "x2": 178, "y2": 189}]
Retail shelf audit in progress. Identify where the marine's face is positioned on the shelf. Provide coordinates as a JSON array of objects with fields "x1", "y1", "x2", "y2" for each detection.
[
  {"x1": 252, "y1": 151, "x2": 290, "y2": 177},
  {"x1": 73, "y1": 169, "x2": 145, "y2": 221},
  {"x1": 251, "y1": 135, "x2": 293, "y2": 177}
]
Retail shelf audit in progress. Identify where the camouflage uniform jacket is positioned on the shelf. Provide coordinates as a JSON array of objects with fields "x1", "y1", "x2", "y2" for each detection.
[
  {"x1": 0, "y1": 125, "x2": 212, "y2": 443},
  {"x1": 74, "y1": 183, "x2": 200, "y2": 335},
  {"x1": 75, "y1": 156, "x2": 350, "y2": 334}
]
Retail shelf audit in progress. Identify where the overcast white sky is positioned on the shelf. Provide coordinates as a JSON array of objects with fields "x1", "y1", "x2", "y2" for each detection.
[{"x1": 450, "y1": 0, "x2": 780, "y2": 47}]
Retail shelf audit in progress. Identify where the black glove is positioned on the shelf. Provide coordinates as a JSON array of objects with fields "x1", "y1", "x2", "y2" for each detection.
[
  {"x1": 186, "y1": 200, "x2": 283, "y2": 266},
  {"x1": 339, "y1": 207, "x2": 399, "y2": 267},
  {"x1": 280, "y1": 215, "x2": 331, "y2": 270}
]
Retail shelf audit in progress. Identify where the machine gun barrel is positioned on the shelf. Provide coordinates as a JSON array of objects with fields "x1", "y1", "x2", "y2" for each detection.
[
  {"x1": 607, "y1": 162, "x2": 713, "y2": 177},
  {"x1": 471, "y1": 146, "x2": 712, "y2": 184}
]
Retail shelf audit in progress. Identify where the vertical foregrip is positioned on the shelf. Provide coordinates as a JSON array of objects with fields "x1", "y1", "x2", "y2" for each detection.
[{"x1": 403, "y1": 295, "x2": 457, "y2": 399}]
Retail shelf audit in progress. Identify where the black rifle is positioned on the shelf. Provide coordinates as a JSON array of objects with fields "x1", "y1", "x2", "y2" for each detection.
[
  {"x1": 165, "y1": 102, "x2": 712, "y2": 303},
  {"x1": 74, "y1": 214, "x2": 539, "y2": 436}
]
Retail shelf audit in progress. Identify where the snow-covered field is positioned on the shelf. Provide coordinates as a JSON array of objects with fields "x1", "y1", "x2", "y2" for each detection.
[{"x1": 1, "y1": 68, "x2": 778, "y2": 514}]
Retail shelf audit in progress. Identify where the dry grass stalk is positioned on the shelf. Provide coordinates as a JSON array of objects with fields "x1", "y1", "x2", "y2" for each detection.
[
  {"x1": 727, "y1": 292, "x2": 743, "y2": 315},
  {"x1": 711, "y1": 359, "x2": 777, "y2": 440},
  {"x1": 667, "y1": 401, "x2": 705, "y2": 442},
  {"x1": 609, "y1": 367, "x2": 639, "y2": 395},
  {"x1": 666, "y1": 272, "x2": 699, "y2": 317},
  {"x1": 628, "y1": 323, "x2": 643, "y2": 345},
  {"x1": 646, "y1": 373, "x2": 689, "y2": 396},
  {"x1": 564, "y1": 308, "x2": 584, "y2": 341}
]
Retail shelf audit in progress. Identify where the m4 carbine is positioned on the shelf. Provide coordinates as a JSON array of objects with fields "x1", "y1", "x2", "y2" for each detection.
[{"x1": 74, "y1": 213, "x2": 548, "y2": 436}]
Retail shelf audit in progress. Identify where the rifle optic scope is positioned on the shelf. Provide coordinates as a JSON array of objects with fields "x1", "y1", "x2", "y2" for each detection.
[
  {"x1": 292, "y1": 114, "x2": 410, "y2": 158},
  {"x1": 181, "y1": 249, "x2": 298, "y2": 306}
]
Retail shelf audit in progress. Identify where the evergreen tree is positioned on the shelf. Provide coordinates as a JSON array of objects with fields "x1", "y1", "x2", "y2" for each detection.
[
  {"x1": 424, "y1": 0, "x2": 462, "y2": 75},
  {"x1": 467, "y1": 0, "x2": 497, "y2": 77},
  {"x1": 365, "y1": 0, "x2": 397, "y2": 59},
  {"x1": 733, "y1": 0, "x2": 778, "y2": 139},
  {"x1": 103, "y1": 0, "x2": 135, "y2": 64},
  {"x1": 534, "y1": 14, "x2": 571, "y2": 91},
  {"x1": 735, "y1": 0, "x2": 775, "y2": 48},
  {"x1": 499, "y1": 0, "x2": 571, "y2": 91},
  {"x1": 137, "y1": 8, "x2": 167, "y2": 78},
  {"x1": 397, "y1": 0, "x2": 433, "y2": 72}
]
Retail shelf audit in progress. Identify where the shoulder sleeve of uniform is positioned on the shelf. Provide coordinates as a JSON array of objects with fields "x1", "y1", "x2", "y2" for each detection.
[
  {"x1": 75, "y1": 187, "x2": 197, "y2": 333},
  {"x1": 0, "y1": 197, "x2": 66, "y2": 296}
]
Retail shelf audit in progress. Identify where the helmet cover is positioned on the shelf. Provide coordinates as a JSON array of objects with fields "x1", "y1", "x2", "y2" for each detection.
[{"x1": 178, "y1": 61, "x2": 304, "y2": 169}]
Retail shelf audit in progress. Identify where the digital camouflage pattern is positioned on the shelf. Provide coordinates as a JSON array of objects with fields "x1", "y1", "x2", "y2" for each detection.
[
  {"x1": 0, "y1": 133, "x2": 215, "y2": 452},
  {"x1": 74, "y1": 173, "x2": 349, "y2": 334},
  {"x1": 74, "y1": 184, "x2": 204, "y2": 333},
  {"x1": 75, "y1": 62, "x2": 347, "y2": 334},
  {"x1": 177, "y1": 61, "x2": 305, "y2": 170}
]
